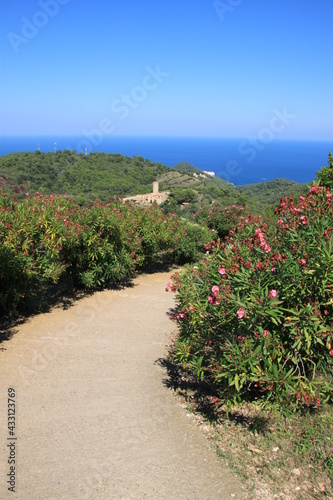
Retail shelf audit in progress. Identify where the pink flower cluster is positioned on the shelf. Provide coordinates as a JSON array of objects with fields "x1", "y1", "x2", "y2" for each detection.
[
  {"x1": 310, "y1": 185, "x2": 322, "y2": 194},
  {"x1": 237, "y1": 308, "x2": 245, "y2": 319},
  {"x1": 208, "y1": 285, "x2": 220, "y2": 305},
  {"x1": 254, "y1": 228, "x2": 271, "y2": 253},
  {"x1": 165, "y1": 281, "x2": 177, "y2": 293},
  {"x1": 176, "y1": 312, "x2": 188, "y2": 320},
  {"x1": 323, "y1": 228, "x2": 332, "y2": 241}
]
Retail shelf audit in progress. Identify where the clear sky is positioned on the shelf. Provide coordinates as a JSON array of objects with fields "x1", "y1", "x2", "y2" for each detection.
[{"x1": 0, "y1": 0, "x2": 332, "y2": 140}]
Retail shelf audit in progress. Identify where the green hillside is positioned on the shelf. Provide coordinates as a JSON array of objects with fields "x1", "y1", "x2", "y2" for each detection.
[
  {"x1": 0, "y1": 151, "x2": 170, "y2": 202},
  {"x1": 173, "y1": 161, "x2": 203, "y2": 174},
  {"x1": 0, "y1": 151, "x2": 308, "y2": 213},
  {"x1": 235, "y1": 178, "x2": 308, "y2": 213}
]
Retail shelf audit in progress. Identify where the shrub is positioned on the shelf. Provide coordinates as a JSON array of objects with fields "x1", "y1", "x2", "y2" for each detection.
[
  {"x1": 0, "y1": 192, "x2": 208, "y2": 314},
  {"x1": 168, "y1": 184, "x2": 333, "y2": 414},
  {"x1": 173, "y1": 222, "x2": 211, "y2": 265},
  {"x1": 317, "y1": 152, "x2": 333, "y2": 189},
  {"x1": 195, "y1": 204, "x2": 246, "y2": 239}
]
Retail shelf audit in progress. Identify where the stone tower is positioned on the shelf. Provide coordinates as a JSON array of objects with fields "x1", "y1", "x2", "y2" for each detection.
[{"x1": 153, "y1": 181, "x2": 159, "y2": 194}]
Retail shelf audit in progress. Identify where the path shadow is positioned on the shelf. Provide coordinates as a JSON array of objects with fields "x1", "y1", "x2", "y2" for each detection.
[
  {"x1": 0, "y1": 283, "x2": 86, "y2": 346},
  {"x1": 156, "y1": 357, "x2": 220, "y2": 423},
  {"x1": 0, "y1": 276, "x2": 135, "y2": 346},
  {"x1": 140, "y1": 259, "x2": 180, "y2": 275},
  {"x1": 166, "y1": 306, "x2": 178, "y2": 319},
  {"x1": 0, "y1": 318, "x2": 22, "y2": 348},
  {"x1": 156, "y1": 356, "x2": 270, "y2": 434}
]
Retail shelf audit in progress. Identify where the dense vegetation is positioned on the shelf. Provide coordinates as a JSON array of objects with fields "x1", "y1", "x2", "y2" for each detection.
[
  {"x1": 1, "y1": 151, "x2": 330, "y2": 318},
  {"x1": 0, "y1": 150, "x2": 170, "y2": 202},
  {"x1": 317, "y1": 151, "x2": 333, "y2": 189},
  {"x1": 0, "y1": 192, "x2": 209, "y2": 314},
  {"x1": 0, "y1": 150, "x2": 316, "y2": 319},
  {"x1": 0, "y1": 151, "x2": 308, "y2": 215},
  {"x1": 168, "y1": 182, "x2": 333, "y2": 415}
]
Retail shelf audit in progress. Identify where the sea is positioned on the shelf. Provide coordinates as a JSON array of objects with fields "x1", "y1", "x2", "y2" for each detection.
[{"x1": 0, "y1": 136, "x2": 331, "y2": 186}]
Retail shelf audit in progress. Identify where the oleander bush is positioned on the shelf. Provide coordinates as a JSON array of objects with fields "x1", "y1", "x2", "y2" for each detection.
[
  {"x1": 194, "y1": 204, "x2": 246, "y2": 239},
  {"x1": 0, "y1": 192, "x2": 209, "y2": 314},
  {"x1": 168, "y1": 183, "x2": 333, "y2": 414}
]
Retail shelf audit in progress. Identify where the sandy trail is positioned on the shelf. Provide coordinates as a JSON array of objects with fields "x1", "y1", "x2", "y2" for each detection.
[{"x1": 0, "y1": 272, "x2": 244, "y2": 499}]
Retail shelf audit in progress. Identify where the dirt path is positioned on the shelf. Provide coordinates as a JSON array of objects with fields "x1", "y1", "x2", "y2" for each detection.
[{"x1": 0, "y1": 272, "x2": 245, "y2": 499}]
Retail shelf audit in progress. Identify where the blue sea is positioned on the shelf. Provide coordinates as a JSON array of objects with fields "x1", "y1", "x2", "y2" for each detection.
[{"x1": 0, "y1": 136, "x2": 331, "y2": 186}]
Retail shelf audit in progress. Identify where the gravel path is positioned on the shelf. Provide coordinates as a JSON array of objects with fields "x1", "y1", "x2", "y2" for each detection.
[{"x1": 0, "y1": 272, "x2": 245, "y2": 499}]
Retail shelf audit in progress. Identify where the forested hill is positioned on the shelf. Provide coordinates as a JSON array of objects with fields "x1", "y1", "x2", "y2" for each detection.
[
  {"x1": 0, "y1": 151, "x2": 170, "y2": 202},
  {"x1": 0, "y1": 150, "x2": 308, "y2": 212},
  {"x1": 173, "y1": 161, "x2": 203, "y2": 175}
]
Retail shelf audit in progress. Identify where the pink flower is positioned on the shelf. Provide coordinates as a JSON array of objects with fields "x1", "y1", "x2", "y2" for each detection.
[
  {"x1": 264, "y1": 244, "x2": 271, "y2": 253},
  {"x1": 329, "y1": 349, "x2": 333, "y2": 356},
  {"x1": 208, "y1": 296, "x2": 214, "y2": 304},
  {"x1": 218, "y1": 267, "x2": 226, "y2": 275},
  {"x1": 310, "y1": 185, "x2": 322, "y2": 194},
  {"x1": 271, "y1": 267, "x2": 276, "y2": 272},
  {"x1": 237, "y1": 308, "x2": 245, "y2": 319},
  {"x1": 269, "y1": 289, "x2": 277, "y2": 298},
  {"x1": 263, "y1": 330, "x2": 269, "y2": 338},
  {"x1": 278, "y1": 219, "x2": 284, "y2": 225},
  {"x1": 189, "y1": 306, "x2": 194, "y2": 311},
  {"x1": 229, "y1": 354, "x2": 232, "y2": 360},
  {"x1": 299, "y1": 196, "x2": 305, "y2": 202},
  {"x1": 212, "y1": 285, "x2": 219, "y2": 296}
]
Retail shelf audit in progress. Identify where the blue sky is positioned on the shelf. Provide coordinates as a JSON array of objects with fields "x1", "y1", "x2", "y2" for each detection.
[{"x1": 0, "y1": 0, "x2": 332, "y2": 139}]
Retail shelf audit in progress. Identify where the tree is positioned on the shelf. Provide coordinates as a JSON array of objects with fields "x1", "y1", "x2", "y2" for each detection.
[
  {"x1": 317, "y1": 152, "x2": 333, "y2": 189},
  {"x1": 169, "y1": 188, "x2": 197, "y2": 204}
]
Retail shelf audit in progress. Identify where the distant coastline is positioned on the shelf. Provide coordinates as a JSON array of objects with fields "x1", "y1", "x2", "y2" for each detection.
[{"x1": 0, "y1": 136, "x2": 331, "y2": 186}]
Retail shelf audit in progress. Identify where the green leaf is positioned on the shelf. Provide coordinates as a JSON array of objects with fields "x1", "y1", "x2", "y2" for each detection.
[{"x1": 234, "y1": 373, "x2": 240, "y2": 392}]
